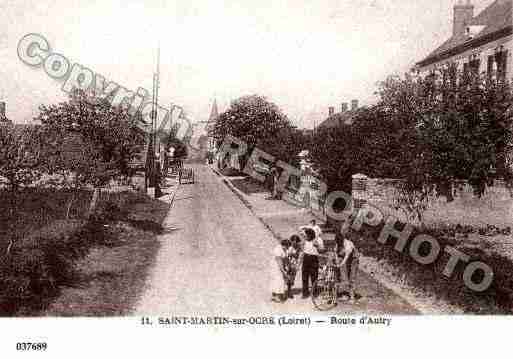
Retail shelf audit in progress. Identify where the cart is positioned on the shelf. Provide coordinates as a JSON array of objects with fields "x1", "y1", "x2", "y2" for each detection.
[
  {"x1": 179, "y1": 167, "x2": 195, "y2": 184},
  {"x1": 168, "y1": 158, "x2": 183, "y2": 178}
]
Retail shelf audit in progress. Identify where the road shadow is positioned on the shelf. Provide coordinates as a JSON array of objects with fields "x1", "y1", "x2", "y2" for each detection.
[{"x1": 231, "y1": 177, "x2": 269, "y2": 195}]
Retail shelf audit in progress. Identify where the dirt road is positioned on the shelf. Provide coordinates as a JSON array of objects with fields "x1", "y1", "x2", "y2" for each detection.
[{"x1": 135, "y1": 164, "x2": 418, "y2": 315}]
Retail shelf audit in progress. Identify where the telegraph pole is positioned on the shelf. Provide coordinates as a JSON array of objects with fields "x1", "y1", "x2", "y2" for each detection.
[
  {"x1": 154, "y1": 45, "x2": 162, "y2": 198},
  {"x1": 155, "y1": 46, "x2": 160, "y2": 153},
  {"x1": 147, "y1": 45, "x2": 162, "y2": 198}
]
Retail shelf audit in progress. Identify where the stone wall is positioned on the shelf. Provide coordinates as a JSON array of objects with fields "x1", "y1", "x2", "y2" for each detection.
[{"x1": 353, "y1": 174, "x2": 513, "y2": 227}]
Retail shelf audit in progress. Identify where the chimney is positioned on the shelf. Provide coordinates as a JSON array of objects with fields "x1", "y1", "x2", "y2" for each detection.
[
  {"x1": 328, "y1": 106, "x2": 335, "y2": 117},
  {"x1": 341, "y1": 102, "x2": 348, "y2": 112},
  {"x1": 351, "y1": 99, "x2": 359, "y2": 111},
  {"x1": 453, "y1": 0, "x2": 474, "y2": 38}
]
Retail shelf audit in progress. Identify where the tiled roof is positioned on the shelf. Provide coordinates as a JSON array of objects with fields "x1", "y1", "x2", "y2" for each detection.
[
  {"x1": 318, "y1": 111, "x2": 355, "y2": 129},
  {"x1": 417, "y1": 0, "x2": 512, "y2": 67}
]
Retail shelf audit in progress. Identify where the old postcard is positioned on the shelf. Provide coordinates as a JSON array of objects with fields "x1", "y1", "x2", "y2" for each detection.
[{"x1": 1, "y1": 0, "x2": 512, "y2": 357}]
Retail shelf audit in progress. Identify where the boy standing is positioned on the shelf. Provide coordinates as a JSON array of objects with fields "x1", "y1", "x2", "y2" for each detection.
[{"x1": 300, "y1": 227, "x2": 324, "y2": 298}]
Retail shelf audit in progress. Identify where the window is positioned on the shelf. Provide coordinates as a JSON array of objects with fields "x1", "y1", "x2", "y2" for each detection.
[
  {"x1": 448, "y1": 63, "x2": 458, "y2": 86},
  {"x1": 462, "y1": 62, "x2": 473, "y2": 85},
  {"x1": 488, "y1": 50, "x2": 509, "y2": 81},
  {"x1": 487, "y1": 55, "x2": 495, "y2": 77},
  {"x1": 469, "y1": 58, "x2": 480, "y2": 75},
  {"x1": 496, "y1": 50, "x2": 508, "y2": 81},
  {"x1": 463, "y1": 62, "x2": 470, "y2": 76}
]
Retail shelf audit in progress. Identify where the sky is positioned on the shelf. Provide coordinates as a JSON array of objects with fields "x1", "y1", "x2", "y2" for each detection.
[{"x1": 0, "y1": 0, "x2": 495, "y2": 128}]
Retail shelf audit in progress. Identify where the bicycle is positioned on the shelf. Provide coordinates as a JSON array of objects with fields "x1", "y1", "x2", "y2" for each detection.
[{"x1": 311, "y1": 251, "x2": 347, "y2": 311}]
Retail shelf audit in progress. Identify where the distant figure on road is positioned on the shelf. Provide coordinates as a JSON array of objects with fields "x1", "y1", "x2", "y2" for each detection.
[
  {"x1": 164, "y1": 147, "x2": 175, "y2": 175},
  {"x1": 206, "y1": 150, "x2": 214, "y2": 165},
  {"x1": 271, "y1": 239, "x2": 291, "y2": 303},
  {"x1": 269, "y1": 167, "x2": 284, "y2": 200}
]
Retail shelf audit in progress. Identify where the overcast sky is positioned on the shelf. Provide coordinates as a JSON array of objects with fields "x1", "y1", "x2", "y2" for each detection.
[{"x1": 0, "y1": 0, "x2": 493, "y2": 128}]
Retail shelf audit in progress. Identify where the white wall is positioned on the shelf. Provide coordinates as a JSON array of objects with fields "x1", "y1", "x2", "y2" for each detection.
[{"x1": 419, "y1": 35, "x2": 512, "y2": 77}]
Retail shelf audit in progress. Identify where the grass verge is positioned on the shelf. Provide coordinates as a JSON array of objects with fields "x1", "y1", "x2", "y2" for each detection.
[{"x1": 0, "y1": 189, "x2": 170, "y2": 316}]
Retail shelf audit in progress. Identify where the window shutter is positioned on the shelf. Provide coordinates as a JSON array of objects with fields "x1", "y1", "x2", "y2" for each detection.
[
  {"x1": 497, "y1": 50, "x2": 508, "y2": 81},
  {"x1": 502, "y1": 50, "x2": 508, "y2": 77},
  {"x1": 487, "y1": 55, "x2": 494, "y2": 78}
]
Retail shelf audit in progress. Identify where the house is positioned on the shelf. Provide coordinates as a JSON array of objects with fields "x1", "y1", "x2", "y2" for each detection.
[
  {"x1": 317, "y1": 99, "x2": 359, "y2": 130},
  {"x1": 301, "y1": 128, "x2": 314, "y2": 137},
  {"x1": 0, "y1": 101, "x2": 10, "y2": 124},
  {"x1": 415, "y1": 0, "x2": 512, "y2": 81}
]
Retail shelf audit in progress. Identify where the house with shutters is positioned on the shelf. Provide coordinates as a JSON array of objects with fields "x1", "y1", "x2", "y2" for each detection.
[{"x1": 415, "y1": 0, "x2": 512, "y2": 81}]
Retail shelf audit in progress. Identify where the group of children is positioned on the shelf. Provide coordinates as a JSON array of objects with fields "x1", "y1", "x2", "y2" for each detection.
[{"x1": 271, "y1": 219, "x2": 360, "y2": 304}]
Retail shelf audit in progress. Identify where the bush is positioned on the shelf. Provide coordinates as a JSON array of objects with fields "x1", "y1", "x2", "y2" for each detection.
[
  {"x1": 0, "y1": 248, "x2": 55, "y2": 315},
  {"x1": 89, "y1": 200, "x2": 123, "y2": 223},
  {"x1": 0, "y1": 219, "x2": 115, "y2": 316}
]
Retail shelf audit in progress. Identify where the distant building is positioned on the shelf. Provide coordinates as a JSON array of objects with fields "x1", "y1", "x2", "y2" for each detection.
[
  {"x1": 0, "y1": 101, "x2": 11, "y2": 124},
  {"x1": 416, "y1": 0, "x2": 512, "y2": 81},
  {"x1": 206, "y1": 98, "x2": 219, "y2": 152},
  {"x1": 300, "y1": 128, "x2": 314, "y2": 137},
  {"x1": 317, "y1": 99, "x2": 359, "y2": 130}
]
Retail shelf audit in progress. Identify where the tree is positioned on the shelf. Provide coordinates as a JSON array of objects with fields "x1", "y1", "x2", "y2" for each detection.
[
  {"x1": 0, "y1": 124, "x2": 44, "y2": 193},
  {"x1": 37, "y1": 123, "x2": 102, "y2": 218},
  {"x1": 211, "y1": 95, "x2": 296, "y2": 167},
  {"x1": 163, "y1": 124, "x2": 189, "y2": 160},
  {"x1": 308, "y1": 68, "x2": 513, "y2": 226},
  {"x1": 36, "y1": 90, "x2": 146, "y2": 218},
  {"x1": 308, "y1": 124, "x2": 355, "y2": 194},
  {"x1": 210, "y1": 94, "x2": 307, "y2": 196},
  {"x1": 416, "y1": 69, "x2": 513, "y2": 197}
]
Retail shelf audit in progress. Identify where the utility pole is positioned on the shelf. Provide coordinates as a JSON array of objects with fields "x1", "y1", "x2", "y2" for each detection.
[
  {"x1": 147, "y1": 45, "x2": 162, "y2": 198},
  {"x1": 155, "y1": 46, "x2": 160, "y2": 153}
]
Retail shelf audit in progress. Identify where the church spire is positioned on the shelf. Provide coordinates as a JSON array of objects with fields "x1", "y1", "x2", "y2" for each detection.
[{"x1": 208, "y1": 98, "x2": 219, "y2": 122}]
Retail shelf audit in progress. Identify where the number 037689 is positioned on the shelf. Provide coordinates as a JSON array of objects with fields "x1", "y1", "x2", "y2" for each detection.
[{"x1": 16, "y1": 342, "x2": 48, "y2": 351}]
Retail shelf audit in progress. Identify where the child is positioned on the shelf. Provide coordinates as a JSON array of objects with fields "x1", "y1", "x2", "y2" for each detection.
[
  {"x1": 284, "y1": 235, "x2": 302, "y2": 299},
  {"x1": 271, "y1": 239, "x2": 291, "y2": 303},
  {"x1": 336, "y1": 232, "x2": 360, "y2": 302},
  {"x1": 300, "y1": 227, "x2": 324, "y2": 298}
]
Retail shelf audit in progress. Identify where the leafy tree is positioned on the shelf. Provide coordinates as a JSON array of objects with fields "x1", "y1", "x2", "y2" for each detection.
[
  {"x1": 37, "y1": 124, "x2": 102, "y2": 218},
  {"x1": 211, "y1": 95, "x2": 295, "y2": 166},
  {"x1": 308, "y1": 69, "x2": 513, "y2": 225},
  {"x1": 36, "y1": 90, "x2": 145, "y2": 217},
  {"x1": 163, "y1": 124, "x2": 189, "y2": 160},
  {"x1": 211, "y1": 94, "x2": 307, "y2": 196},
  {"x1": 0, "y1": 124, "x2": 44, "y2": 193},
  {"x1": 308, "y1": 124, "x2": 356, "y2": 194},
  {"x1": 417, "y1": 69, "x2": 513, "y2": 197}
]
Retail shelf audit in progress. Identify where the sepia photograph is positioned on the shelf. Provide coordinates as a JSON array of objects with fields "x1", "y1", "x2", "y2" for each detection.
[{"x1": 0, "y1": 0, "x2": 512, "y2": 356}]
